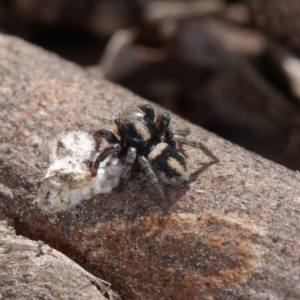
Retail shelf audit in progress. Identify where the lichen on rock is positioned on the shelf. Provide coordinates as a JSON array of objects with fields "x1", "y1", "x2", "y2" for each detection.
[{"x1": 34, "y1": 131, "x2": 123, "y2": 212}]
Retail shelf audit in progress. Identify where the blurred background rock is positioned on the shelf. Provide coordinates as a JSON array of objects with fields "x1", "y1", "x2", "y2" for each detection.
[{"x1": 2, "y1": 0, "x2": 300, "y2": 170}]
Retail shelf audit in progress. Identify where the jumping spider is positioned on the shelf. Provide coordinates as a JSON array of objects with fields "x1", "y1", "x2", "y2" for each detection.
[{"x1": 91, "y1": 105, "x2": 219, "y2": 201}]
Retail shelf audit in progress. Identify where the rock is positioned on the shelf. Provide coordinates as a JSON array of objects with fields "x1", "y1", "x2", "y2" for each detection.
[
  {"x1": 0, "y1": 216, "x2": 119, "y2": 299},
  {"x1": 1, "y1": 34, "x2": 300, "y2": 299}
]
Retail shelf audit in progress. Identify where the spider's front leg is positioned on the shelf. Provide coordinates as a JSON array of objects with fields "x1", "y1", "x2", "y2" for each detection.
[
  {"x1": 93, "y1": 129, "x2": 119, "y2": 148},
  {"x1": 155, "y1": 112, "x2": 170, "y2": 137},
  {"x1": 138, "y1": 105, "x2": 155, "y2": 121},
  {"x1": 165, "y1": 128, "x2": 219, "y2": 163},
  {"x1": 115, "y1": 147, "x2": 137, "y2": 192},
  {"x1": 91, "y1": 144, "x2": 121, "y2": 176}
]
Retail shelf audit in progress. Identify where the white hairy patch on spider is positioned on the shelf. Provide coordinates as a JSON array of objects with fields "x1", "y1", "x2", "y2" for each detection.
[
  {"x1": 135, "y1": 112, "x2": 144, "y2": 118},
  {"x1": 136, "y1": 122, "x2": 152, "y2": 140},
  {"x1": 34, "y1": 131, "x2": 123, "y2": 213},
  {"x1": 148, "y1": 143, "x2": 168, "y2": 160},
  {"x1": 167, "y1": 157, "x2": 185, "y2": 174}
]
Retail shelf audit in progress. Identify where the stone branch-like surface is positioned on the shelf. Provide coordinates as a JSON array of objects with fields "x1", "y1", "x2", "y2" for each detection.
[
  {"x1": 0, "y1": 216, "x2": 119, "y2": 300},
  {"x1": 0, "y1": 34, "x2": 300, "y2": 299}
]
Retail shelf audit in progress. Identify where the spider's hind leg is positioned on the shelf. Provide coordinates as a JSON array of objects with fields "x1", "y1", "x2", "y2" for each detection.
[
  {"x1": 165, "y1": 128, "x2": 219, "y2": 163},
  {"x1": 172, "y1": 128, "x2": 190, "y2": 137}
]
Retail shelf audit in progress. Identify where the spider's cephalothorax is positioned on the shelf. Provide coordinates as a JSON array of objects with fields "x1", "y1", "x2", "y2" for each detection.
[
  {"x1": 92, "y1": 105, "x2": 219, "y2": 201},
  {"x1": 113, "y1": 107, "x2": 160, "y2": 156}
]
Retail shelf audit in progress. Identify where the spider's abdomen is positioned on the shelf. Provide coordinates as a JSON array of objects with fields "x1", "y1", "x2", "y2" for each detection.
[{"x1": 148, "y1": 143, "x2": 191, "y2": 185}]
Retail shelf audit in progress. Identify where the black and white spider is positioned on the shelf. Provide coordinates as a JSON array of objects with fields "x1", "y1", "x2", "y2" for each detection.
[{"x1": 91, "y1": 105, "x2": 218, "y2": 201}]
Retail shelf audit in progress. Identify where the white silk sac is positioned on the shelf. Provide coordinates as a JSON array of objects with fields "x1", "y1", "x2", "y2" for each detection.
[{"x1": 34, "y1": 131, "x2": 123, "y2": 213}]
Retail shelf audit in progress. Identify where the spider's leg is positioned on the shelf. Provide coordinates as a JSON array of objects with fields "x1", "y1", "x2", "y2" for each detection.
[
  {"x1": 155, "y1": 112, "x2": 170, "y2": 137},
  {"x1": 91, "y1": 144, "x2": 121, "y2": 176},
  {"x1": 138, "y1": 155, "x2": 165, "y2": 201},
  {"x1": 116, "y1": 147, "x2": 137, "y2": 191},
  {"x1": 93, "y1": 129, "x2": 119, "y2": 147},
  {"x1": 164, "y1": 128, "x2": 176, "y2": 147},
  {"x1": 165, "y1": 129, "x2": 219, "y2": 163},
  {"x1": 138, "y1": 105, "x2": 155, "y2": 121},
  {"x1": 172, "y1": 128, "x2": 190, "y2": 137}
]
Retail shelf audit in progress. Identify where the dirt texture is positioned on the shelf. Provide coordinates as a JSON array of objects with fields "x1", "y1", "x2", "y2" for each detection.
[{"x1": 0, "y1": 34, "x2": 300, "y2": 299}]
